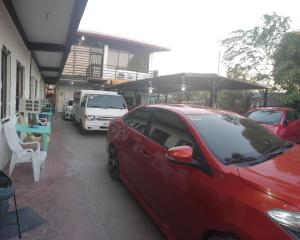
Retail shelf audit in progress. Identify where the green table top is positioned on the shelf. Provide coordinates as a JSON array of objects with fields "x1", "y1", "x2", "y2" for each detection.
[{"x1": 15, "y1": 123, "x2": 51, "y2": 134}]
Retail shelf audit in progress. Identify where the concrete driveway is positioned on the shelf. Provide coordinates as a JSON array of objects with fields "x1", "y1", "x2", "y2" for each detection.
[{"x1": 9, "y1": 114, "x2": 164, "y2": 240}]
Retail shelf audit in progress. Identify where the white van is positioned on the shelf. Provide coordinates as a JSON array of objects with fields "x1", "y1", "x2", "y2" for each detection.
[{"x1": 73, "y1": 90, "x2": 128, "y2": 132}]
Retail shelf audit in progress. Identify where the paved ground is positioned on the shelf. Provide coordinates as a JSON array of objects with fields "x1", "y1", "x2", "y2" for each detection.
[{"x1": 7, "y1": 114, "x2": 164, "y2": 240}]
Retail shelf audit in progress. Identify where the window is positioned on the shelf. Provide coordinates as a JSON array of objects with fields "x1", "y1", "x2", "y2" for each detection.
[
  {"x1": 107, "y1": 49, "x2": 149, "y2": 73},
  {"x1": 1, "y1": 47, "x2": 10, "y2": 119},
  {"x1": 35, "y1": 79, "x2": 38, "y2": 98},
  {"x1": 246, "y1": 110, "x2": 282, "y2": 125},
  {"x1": 16, "y1": 63, "x2": 24, "y2": 112},
  {"x1": 149, "y1": 110, "x2": 194, "y2": 149},
  {"x1": 286, "y1": 111, "x2": 299, "y2": 121},
  {"x1": 81, "y1": 95, "x2": 87, "y2": 107},
  {"x1": 189, "y1": 113, "x2": 284, "y2": 164},
  {"x1": 123, "y1": 108, "x2": 153, "y2": 135},
  {"x1": 86, "y1": 94, "x2": 126, "y2": 109}
]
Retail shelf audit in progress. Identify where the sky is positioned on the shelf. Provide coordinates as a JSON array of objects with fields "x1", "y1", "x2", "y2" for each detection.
[{"x1": 79, "y1": 0, "x2": 300, "y2": 76}]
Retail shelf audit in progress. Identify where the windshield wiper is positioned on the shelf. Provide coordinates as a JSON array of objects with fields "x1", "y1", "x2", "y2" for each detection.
[
  {"x1": 224, "y1": 156, "x2": 258, "y2": 165},
  {"x1": 256, "y1": 142, "x2": 294, "y2": 163}
]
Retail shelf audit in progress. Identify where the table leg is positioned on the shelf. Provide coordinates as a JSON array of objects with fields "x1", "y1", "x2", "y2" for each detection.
[{"x1": 42, "y1": 133, "x2": 48, "y2": 151}]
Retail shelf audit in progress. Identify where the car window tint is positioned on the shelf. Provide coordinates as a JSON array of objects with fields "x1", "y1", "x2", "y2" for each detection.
[
  {"x1": 123, "y1": 108, "x2": 152, "y2": 135},
  {"x1": 247, "y1": 110, "x2": 282, "y2": 124},
  {"x1": 189, "y1": 113, "x2": 284, "y2": 164},
  {"x1": 286, "y1": 111, "x2": 298, "y2": 121},
  {"x1": 149, "y1": 110, "x2": 194, "y2": 149}
]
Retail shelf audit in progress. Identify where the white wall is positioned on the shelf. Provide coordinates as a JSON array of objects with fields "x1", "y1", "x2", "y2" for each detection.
[
  {"x1": 55, "y1": 84, "x2": 93, "y2": 112},
  {"x1": 0, "y1": 1, "x2": 44, "y2": 169}
]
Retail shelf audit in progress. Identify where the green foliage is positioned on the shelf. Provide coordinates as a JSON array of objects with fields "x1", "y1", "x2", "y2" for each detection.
[
  {"x1": 218, "y1": 90, "x2": 254, "y2": 114},
  {"x1": 273, "y1": 32, "x2": 300, "y2": 108},
  {"x1": 222, "y1": 13, "x2": 291, "y2": 83}
]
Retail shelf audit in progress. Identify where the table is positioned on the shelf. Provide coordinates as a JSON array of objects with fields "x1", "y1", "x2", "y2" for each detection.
[{"x1": 15, "y1": 124, "x2": 51, "y2": 151}]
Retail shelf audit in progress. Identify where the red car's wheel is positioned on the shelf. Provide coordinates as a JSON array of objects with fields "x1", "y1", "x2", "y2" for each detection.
[{"x1": 107, "y1": 146, "x2": 120, "y2": 180}]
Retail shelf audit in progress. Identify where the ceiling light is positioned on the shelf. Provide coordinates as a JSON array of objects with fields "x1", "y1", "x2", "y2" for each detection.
[
  {"x1": 81, "y1": 36, "x2": 85, "y2": 41},
  {"x1": 71, "y1": 81, "x2": 74, "y2": 85}
]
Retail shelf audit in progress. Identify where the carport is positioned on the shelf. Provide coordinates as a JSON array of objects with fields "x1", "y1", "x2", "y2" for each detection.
[{"x1": 105, "y1": 73, "x2": 269, "y2": 107}]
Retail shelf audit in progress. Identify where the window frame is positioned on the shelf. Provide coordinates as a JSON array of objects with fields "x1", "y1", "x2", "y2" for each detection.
[
  {"x1": 123, "y1": 107, "x2": 154, "y2": 136},
  {"x1": 1, "y1": 47, "x2": 10, "y2": 120},
  {"x1": 16, "y1": 61, "x2": 24, "y2": 112}
]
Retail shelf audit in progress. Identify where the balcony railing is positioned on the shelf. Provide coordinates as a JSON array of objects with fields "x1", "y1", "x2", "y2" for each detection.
[{"x1": 63, "y1": 63, "x2": 153, "y2": 81}]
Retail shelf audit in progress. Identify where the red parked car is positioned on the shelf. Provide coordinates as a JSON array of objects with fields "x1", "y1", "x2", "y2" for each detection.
[
  {"x1": 107, "y1": 104, "x2": 300, "y2": 240},
  {"x1": 245, "y1": 107, "x2": 300, "y2": 143}
]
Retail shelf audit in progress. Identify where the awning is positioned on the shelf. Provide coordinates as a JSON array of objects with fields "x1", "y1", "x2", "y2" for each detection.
[
  {"x1": 105, "y1": 73, "x2": 268, "y2": 93},
  {"x1": 3, "y1": 0, "x2": 88, "y2": 84}
]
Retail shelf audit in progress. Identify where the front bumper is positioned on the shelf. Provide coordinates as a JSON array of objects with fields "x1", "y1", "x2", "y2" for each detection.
[{"x1": 83, "y1": 120, "x2": 110, "y2": 131}]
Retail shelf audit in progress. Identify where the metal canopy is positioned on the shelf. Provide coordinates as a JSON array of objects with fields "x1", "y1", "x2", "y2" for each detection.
[
  {"x1": 3, "y1": 0, "x2": 88, "y2": 84},
  {"x1": 105, "y1": 73, "x2": 268, "y2": 92}
]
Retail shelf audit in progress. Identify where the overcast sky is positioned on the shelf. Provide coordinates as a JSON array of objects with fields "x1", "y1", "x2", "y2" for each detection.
[{"x1": 79, "y1": 0, "x2": 300, "y2": 76}]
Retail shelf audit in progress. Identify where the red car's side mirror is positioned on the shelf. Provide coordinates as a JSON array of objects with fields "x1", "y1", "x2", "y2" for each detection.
[{"x1": 165, "y1": 146, "x2": 193, "y2": 164}]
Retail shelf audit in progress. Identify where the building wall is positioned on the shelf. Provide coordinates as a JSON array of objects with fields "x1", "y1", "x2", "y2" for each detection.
[
  {"x1": 0, "y1": 2, "x2": 44, "y2": 169},
  {"x1": 55, "y1": 84, "x2": 93, "y2": 112}
]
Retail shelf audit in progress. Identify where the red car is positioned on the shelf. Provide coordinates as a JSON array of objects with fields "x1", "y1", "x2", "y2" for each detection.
[
  {"x1": 107, "y1": 104, "x2": 300, "y2": 240},
  {"x1": 246, "y1": 107, "x2": 300, "y2": 143}
]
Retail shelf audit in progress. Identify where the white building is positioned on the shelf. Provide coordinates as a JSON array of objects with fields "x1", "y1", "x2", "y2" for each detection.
[
  {"x1": 56, "y1": 30, "x2": 170, "y2": 112},
  {"x1": 0, "y1": 0, "x2": 87, "y2": 169}
]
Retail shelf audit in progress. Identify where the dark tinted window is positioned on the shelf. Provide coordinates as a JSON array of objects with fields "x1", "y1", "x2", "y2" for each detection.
[
  {"x1": 87, "y1": 94, "x2": 126, "y2": 109},
  {"x1": 286, "y1": 111, "x2": 299, "y2": 121},
  {"x1": 123, "y1": 108, "x2": 153, "y2": 135},
  {"x1": 189, "y1": 113, "x2": 284, "y2": 164},
  {"x1": 247, "y1": 110, "x2": 282, "y2": 124},
  {"x1": 68, "y1": 100, "x2": 73, "y2": 106},
  {"x1": 149, "y1": 110, "x2": 194, "y2": 149}
]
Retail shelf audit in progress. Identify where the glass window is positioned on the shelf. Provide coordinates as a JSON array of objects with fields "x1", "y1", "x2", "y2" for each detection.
[
  {"x1": 86, "y1": 94, "x2": 126, "y2": 109},
  {"x1": 68, "y1": 100, "x2": 73, "y2": 106},
  {"x1": 1, "y1": 48, "x2": 9, "y2": 119},
  {"x1": 123, "y1": 108, "x2": 153, "y2": 135},
  {"x1": 246, "y1": 110, "x2": 282, "y2": 124},
  {"x1": 286, "y1": 111, "x2": 298, "y2": 121},
  {"x1": 81, "y1": 95, "x2": 87, "y2": 107},
  {"x1": 189, "y1": 113, "x2": 284, "y2": 164},
  {"x1": 107, "y1": 50, "x2": 118, "y2": 66},
  {"x1": 149, "y1": 110, "x2": 194, "y2": 149},
  {"x1": 118, "y1": 52, "x2": 129, "y2": 68},
  {"x1": 16, "y1": 63, "x2": 24, "y2": 112}
]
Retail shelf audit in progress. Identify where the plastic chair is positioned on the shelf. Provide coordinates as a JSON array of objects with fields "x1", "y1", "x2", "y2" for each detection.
[{"x1": 3, "y1": 122, "x2": 47, "y2": 182}]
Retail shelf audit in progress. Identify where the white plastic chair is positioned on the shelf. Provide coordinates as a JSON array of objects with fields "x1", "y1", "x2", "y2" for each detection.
[{"x1": 3, "y1": 122, "x2": 47, "y2": 182}]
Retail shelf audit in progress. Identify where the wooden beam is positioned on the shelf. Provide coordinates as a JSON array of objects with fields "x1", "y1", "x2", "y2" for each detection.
[{"x1": 30, "y1": 42, "x2": 66, "y2": 52}]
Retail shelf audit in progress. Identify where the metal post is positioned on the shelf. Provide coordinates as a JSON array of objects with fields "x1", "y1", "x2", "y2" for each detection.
[
  {"x1": 14, "y1": 194, "x2": 22, "y2": 239},
  {"x1": 264, "y1": 89, "x2": 268, "y2": 107}
]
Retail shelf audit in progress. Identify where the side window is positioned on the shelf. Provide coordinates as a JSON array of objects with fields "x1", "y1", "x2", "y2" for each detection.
[
  {"x1": 81, "y1": 95, "x2": 87, "y2": 107},
  {"x1": 286, "y1": 111, "x2": 298, "y2": 121},
  {"x1": 149, "y1": 110, "x2": 195, "y2": 149},
  {"x1": 123, "y1": 108, "x2": 153, "y2": 135}
]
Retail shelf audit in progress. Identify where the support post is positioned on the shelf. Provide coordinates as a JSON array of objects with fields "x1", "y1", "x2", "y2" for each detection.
[{"x1": 264, "y1": 89, "x2": 268, "y2": 107}]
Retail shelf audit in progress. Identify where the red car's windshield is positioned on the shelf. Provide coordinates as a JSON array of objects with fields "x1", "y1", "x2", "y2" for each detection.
[
  {"x1": 246, "y1": 110, "x2": 283, "y2": 125},
  {"x1": 188, "y1": 113, "x2": 284, "y2": 164}
]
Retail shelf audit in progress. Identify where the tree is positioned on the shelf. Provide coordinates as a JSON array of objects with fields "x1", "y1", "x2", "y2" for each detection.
[
  {"x1": 273, "y1": 32, "x2": 300, "y2": 108},
  {"x1": 221, "y1": 13, "x2": 291, "y2": 83}
]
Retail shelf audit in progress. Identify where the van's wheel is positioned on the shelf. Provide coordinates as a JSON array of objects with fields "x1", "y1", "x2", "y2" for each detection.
[
  {"x1": 108, "y1": 146, "x2": 120, "y2": 180},
  {"x1": 79, "y1": 120, "x2": 86, "y2": 135}
]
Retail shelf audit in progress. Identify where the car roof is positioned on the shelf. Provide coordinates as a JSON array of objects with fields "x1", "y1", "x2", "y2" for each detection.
[
  {"x1": 250, "y1": 107, "x2": 293, "y2": 112},
  {"x1": 145, "y1": 104, "x2": 237, "y2": 116}
]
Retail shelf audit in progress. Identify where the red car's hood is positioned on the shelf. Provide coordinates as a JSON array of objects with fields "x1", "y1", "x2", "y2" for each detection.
[
  {"x1": 259, "y1": 123, "x2": 279, "y2": 134},
  {"x1": 238, "y1": 144, "x2": 300, "y2": 208}
]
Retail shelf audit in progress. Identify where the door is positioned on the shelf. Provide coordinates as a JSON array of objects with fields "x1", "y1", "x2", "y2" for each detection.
[
  {"x1": 79, "y1": 95, "x2": 87, "y2": 123},
  {"x1": 120, "y1": 108, "x2": 154, "y2": 192},
  {"x1": 136, "y1": 109, "x2": 211, "y2": 239},
  {"x1": 89, "y1": 51, "x2": 103, "y2": 78}
]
